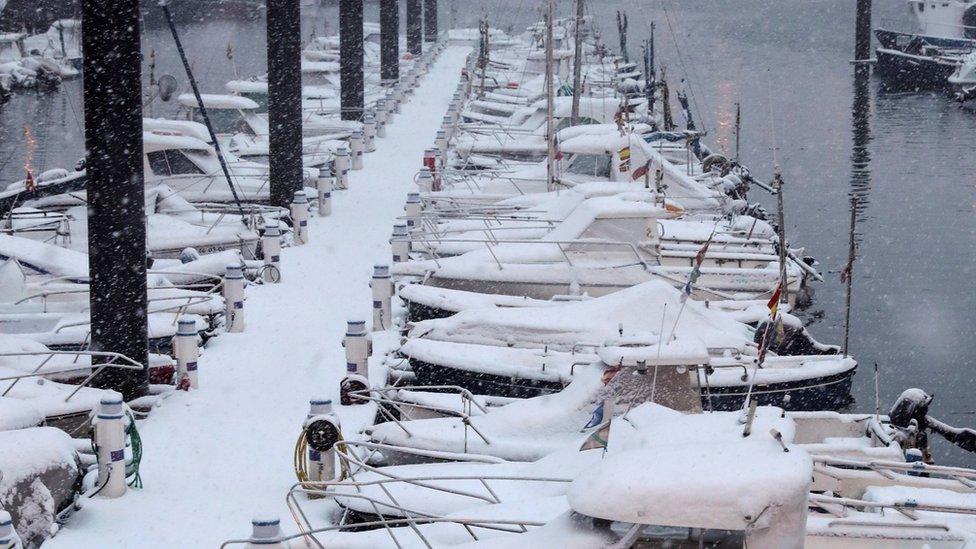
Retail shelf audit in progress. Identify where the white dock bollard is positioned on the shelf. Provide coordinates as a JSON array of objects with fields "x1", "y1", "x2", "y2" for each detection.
[
  {"x1": 375, "y1": 100, "x2": 388, "y2": 138},
  {"x1": 334, "y1": 148, "x2": 350, "y2": 190},
  {"x1": 343, "y1": 320, "x2": 370, "y2": 376},
  {"x1": 391, "y1": 223, "x2": 410, "y2": 263},
  {"x1": 174, "y1": 316, "x2": 199, "y2": 390},
  {"x1": 441, "y1": 115, "x2": 454, "y2": 141},
  {"x1": 262, "y1": 221, "x2": 282, "y2": 283},
  {"x1": 371, "y1": 265, "x2": 393, "y2": 331},
  {"x1": 0, "y1": 510, "x2": 19, "y2": 548},
  {"x1": 317, "y1": 167, "x2": 333, "y2": 217},
  {"x1": 433, "y1": 147, "x2": 443, "y2": 169},
  {"x1": 244, "y1": 516, "x2": 290, "y2": 549},
  {"x1": 435, "y1": 129, "x2": 448, "y2": 158},
  {"x1": 94, "y1": 394, "x2": 127, "y2": 498},
  {"x1": 305, "y1": 399, "x2": 340, "y2": 482},
  {"x1": 290, "y1": 191, "x2": 309, "y2": 246},
  {"x1": 224, "y1": 264, "x2": 246, "y2": 333},
  {"x1": 393, "y1": 83, "x2": 405, "y2": 108},
  {"x1": 363, "y1": 113, "x2": 377, "y2": 152},
  {"x1": 405, "y1": 192, "x2": 422, "y2": 228},
  {"x1": 416, "y1": 167, "x2": 434, "y2": 193},
  {"x1": 350, "y1": 131, "x2": 364, "y2": 170}
]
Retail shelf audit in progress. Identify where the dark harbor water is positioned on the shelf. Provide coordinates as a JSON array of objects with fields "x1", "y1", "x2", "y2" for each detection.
[{"x1": 1, "y1": 0, "x2": 974, "y2": 464}]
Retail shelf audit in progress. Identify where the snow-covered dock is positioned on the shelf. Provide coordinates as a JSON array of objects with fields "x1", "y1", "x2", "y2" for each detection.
[{"x1": 45, "y1": 44, "x2": 473, "y2": 548}]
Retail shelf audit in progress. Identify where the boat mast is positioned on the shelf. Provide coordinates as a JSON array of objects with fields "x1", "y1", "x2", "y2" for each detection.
[
  {"x1": 774, "y1": 170, "x2": 788, "y2": 304},
  {"x1": 570, "y1": 0, "x2": 584, "y2": 124},
  {"x1": 545, "y1": 0, "x2": 556, "y2": 192}
]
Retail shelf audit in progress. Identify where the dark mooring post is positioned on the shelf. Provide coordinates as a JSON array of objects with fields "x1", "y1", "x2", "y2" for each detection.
[
  {"x1": 380, "y1": 0, "x2": 400, "y2": 84},
  {"x1": 81, "y1": 0, "x2": 149, "y2": 400},
  {"x1": 423, "y1": 0, "x2": 437, "y2": 42},
  {"x1": 340, "y1": 0, "x2": 365, "y2": 121},
  {"x1": 406, "y1": 0, "x2": 423, "y2": 56},
  {"x1": 855, "y1": 0, "x2": 872, "y2": 62},
  {"x1": 267, "y1": 0, "x2": 305, "y2": 208}
]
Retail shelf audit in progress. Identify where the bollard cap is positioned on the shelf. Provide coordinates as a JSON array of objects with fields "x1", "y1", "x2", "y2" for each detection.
[
  {"x1": 264, "y1": 221, "x2": 281, "y2": 237},
  {"x1": 250, "y1": 515, "x2": 282, "y2": 542},
  {"x1": 406, "y1": 192, "x2": 421, "y2": 204},
  {"x1": 376, "y1": 98, "x2": 386, "y2": 110},
  {"x1": 318, "y1": 165, "x2": 333, "y2": 178},
  {"x1": 98, "y1": 392, "x2": 125, "y2": 420},
  {"x1": 442, "y1": 115, "x2": 452, "y2": 124},
  {"x1": 417, "y1": 167, "x2": 432, "y2": 180},
  {"x1": 364, "y1": 112, "x2": 375, "y2": 123},
  {"x1": 309, "y1": 398, "x2": 333, "y2": 417},
  {"x1": 436, "y1": 129, "x2": 446, "y2": 139},
  {"x1": 177, "y1": 316, "x2": 197, "y2": 336},
  {"x1": 352, "y1": 130, "x2": 363, "y2": 139},
  {"x1": 336, "y1": 147, "x2": 349, "y2": 157},
  {"x1": 392, "y1": 223, "x2": 408, "y2": 237},
  {"x1": 346, "y1": 319, "x2": 367, "y2": 336},
  {"x1": 292, "y1": 190, "x2": 308, "y2": 204},
  {"x1": 225, "y1": 263, "x2": 244, "y2": 279},
  {"x1": 372, "y1": 264, "x2": 390, "y2": 278}
]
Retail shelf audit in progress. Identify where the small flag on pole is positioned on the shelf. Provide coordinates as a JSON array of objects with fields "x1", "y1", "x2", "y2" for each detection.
[
  {"x1": 583, "y1": 403, "x2": 604, "y2": 430},
  {"x1": 579, "y1": 420, "x2": 611, "y2": 452},
  {"x1": 839, "y1": 258, "x2": 853, "y2": 283},
  {"x1": 680, "y1": 231, "x2": 715, "y2": 302},
  {"x1": 632, "y1": 159, "x2": 650, "y2": 181},
  {"x1": 601, "y1": 366, "x2": 621, "y2": 386},
  {"x1": 24, "y1": 169, "x2": 36, "y2": 193}
]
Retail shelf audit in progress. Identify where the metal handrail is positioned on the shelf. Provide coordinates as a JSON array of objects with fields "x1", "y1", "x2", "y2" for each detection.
[{"x1": 0, "y1": 350, "x2": 144, "y2": 402}]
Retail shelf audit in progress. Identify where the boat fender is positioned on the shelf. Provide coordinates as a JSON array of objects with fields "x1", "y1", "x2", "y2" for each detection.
[{"x1": 180, "y1": 247, "x2": 200, "y2": 264}]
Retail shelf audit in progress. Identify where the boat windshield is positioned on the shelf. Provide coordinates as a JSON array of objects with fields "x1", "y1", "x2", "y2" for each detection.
[
  {"x1": 147, "y1": 149, "x2": 206, "y2": 176},
  {"x1": 566, "y1": 153, "x2": 612, "y2": 177},
  {"x1": 609, "y1": 521, "x2": 745, "y2": 548},
  {"x1": 191, "y1": 108, "x2": 251, "y2": 136}
]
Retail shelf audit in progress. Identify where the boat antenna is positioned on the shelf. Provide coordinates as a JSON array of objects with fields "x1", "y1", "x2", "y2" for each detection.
[
  {"x1": 734, "y1": 101, "x2": 741, "y2": 162},
  {"x1": 842, "y1": 197, "x2": 858, "y2": 356},
  {"x1": 570, "y1": 0, "x2": 584, "y2": 124},
  {"x1": 159, "y1": 0, "x2": 247, "y2": 218},
  {"x1": 774, "y1": 169, "x2": 787, "y2": 304},
  {"x1": 545, "y1": 0, "x2": 556, "y2": 192}
]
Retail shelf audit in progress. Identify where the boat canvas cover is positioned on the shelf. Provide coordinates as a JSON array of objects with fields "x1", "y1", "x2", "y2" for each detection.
[{"x1": 409, "y1": 280, "x2": 755, "y2": 351}]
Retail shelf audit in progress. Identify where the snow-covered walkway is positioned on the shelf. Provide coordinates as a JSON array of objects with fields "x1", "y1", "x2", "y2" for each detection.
[{"x1": 48, "y1": 45, "x2": 472, "y2": 548}]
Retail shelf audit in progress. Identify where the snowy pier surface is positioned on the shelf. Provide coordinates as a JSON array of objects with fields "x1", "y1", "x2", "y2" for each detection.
[{"x1": 46, "y1": 45, "x2": 472, "y2": 548}]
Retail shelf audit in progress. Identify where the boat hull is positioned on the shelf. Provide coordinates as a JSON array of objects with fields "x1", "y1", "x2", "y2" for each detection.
[{"x1": 410, "y1": 357, "x2": 855, "y2": 412}]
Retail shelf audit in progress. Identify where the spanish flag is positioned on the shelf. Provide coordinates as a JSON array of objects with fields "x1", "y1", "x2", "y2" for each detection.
[{"x1": 767, "y1": 282, "x2": 783, "y2": 319}]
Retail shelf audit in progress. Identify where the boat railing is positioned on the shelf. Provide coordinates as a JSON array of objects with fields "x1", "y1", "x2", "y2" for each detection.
[
  {"x1": 272, "y1": 440, "x2": 569, "y2": 549},
  {"x1": 346, "y1": 385, "x2": 493, "y2": 449},
  {"x1": 814, "y1": 456, "x2": 976, "y2": 492},
  {"x1": 0, "y1": 350, "x2": 144, "y2": 403},
  {"x1": 809, "y1": 492, "x2": 976, "y2": 522}
]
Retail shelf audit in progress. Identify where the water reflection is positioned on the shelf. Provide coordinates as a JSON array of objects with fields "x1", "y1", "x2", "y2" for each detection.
[{"x1": 849, "y1": 65, "x2": 872, "y2": 220}]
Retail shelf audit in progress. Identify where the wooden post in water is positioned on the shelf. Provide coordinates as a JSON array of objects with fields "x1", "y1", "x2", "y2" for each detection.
[
  {"x1": 855, "y1": 0, "x2": 872, "y2": 62},
  {"x1": 266, "y1": 0, "x2": 305, "y2": 208},
  {"x1": 406, "y1": 0, "x2": 423, "y2": 56},
  {"x1": 423, "y1": 0, "x2": 438, "y2": 42},
  {"x1": 340, "y1": 0, "x2": 365, "y2": 121},
  {"x1": 380, "y1": 0, "x2": 400, "y2": 85},
  {"x1": 81, "y1": 0, "x2": 149, "y2": 400}
]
